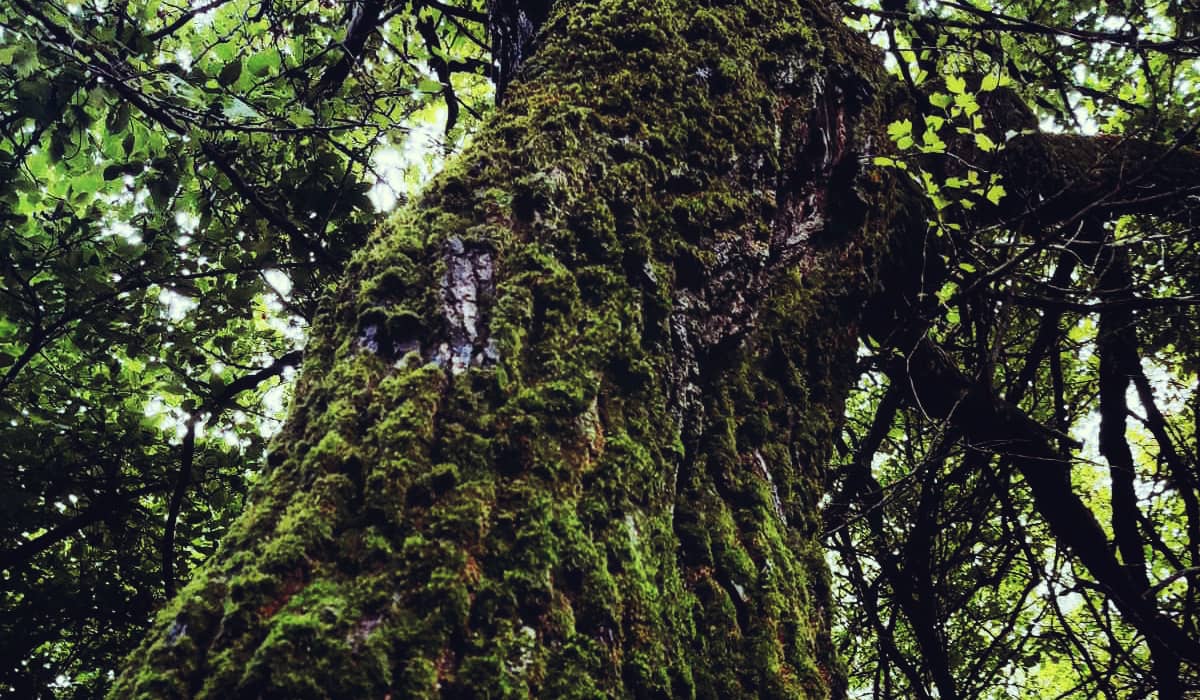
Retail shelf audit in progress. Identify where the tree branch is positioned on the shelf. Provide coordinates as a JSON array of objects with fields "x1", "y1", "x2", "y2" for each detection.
[
  {"x1": 309, "y1": 0, "x2": 387, "y2": 101},
  {"x1": 0, "y1": 486, "x2": 157, "y2": 572},
  {"x1": 161, "y1": 416, "x2": 197, "y2": 597},
  {"x1": 986, "y1": 132, "x2": 1200, "y2": 231},
  {"x1": 145, "y1": 0, "x2": 236, "y2": 41},
  {"x1": 160, "y1": 350, "x2": 302, "y2": 595},
  {"x1": 888, "y1": 335, "x2": 1200, "y2": 664}
]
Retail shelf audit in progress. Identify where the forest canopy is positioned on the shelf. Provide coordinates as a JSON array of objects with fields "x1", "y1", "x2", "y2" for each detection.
[{"x1": 1, "y1": 0, "x2": 1198, "y2": 697}]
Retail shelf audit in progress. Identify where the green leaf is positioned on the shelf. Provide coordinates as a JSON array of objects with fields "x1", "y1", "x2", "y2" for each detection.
[
  {"x1": 218, "y1": 59, "x2": 242, "y2": 87},
  {"x1": 149, "y1": 174, "x2": 178, "y2": 210},
  {"x1": 985, "y1": 184, "x2": 1006, "y2": 204},
  {"x1": 291, "y1": 107, "x2": 315, "y2": 127},
  {"x1": 954, "y1": 92, "x2": 979, "y2": 116},
  {"x1": 974, "y1": 133, "x2": 997, "y2": 152},
  {"x1": 106, "y1": 102, "x2": 131, "y2": 134},
  {"x1": 929, "y1": 92, "x2": 952, "y2": 109},
  {"x1": 981, "y1": 72, "x2": 1000, "y2": 92},
  {"x1": 920, "y1": 170, "x2": 940, "y2": 193},
  {"x1": 247, "y1": 51, "x2": 278, "y2": 77},
  {"x1": 921, "y1": 130, "x2": 946, "y2": 153},
  {"x1": 936, "y1": 281, "x2": 956, "y2": 304},
  {"x1": 886, "y1": 119, "x2": 913, "y2": 139},
  {"x1": 945, "y1": 74, "x2": 966, "y2": 94},
  {"x1": 222, "y1": 97, "x2": 260, "y2": 120},
  {"x1": 417, "y1": 78, "x2": 444, "y2": 93}
]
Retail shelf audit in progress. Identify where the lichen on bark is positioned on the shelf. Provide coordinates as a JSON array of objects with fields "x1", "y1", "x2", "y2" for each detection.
[{"x1": 113, "y1": 1, "x2": 896, "y2": 697}]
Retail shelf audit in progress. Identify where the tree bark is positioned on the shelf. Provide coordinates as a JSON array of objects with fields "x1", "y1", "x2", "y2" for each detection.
[{"x1": 113, "y1": 1, "x2": 897, "y2": 697}]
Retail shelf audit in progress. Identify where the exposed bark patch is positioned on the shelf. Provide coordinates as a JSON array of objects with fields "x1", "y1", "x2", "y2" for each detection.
[
  {"x1": 257, "y1": 570, "x2": 307, "y2": 620},
  {"x1": 346, "y1": 613, "x2": 383, "y2": 650},
  {"x1": 436, "y1": 236, "x2": 497, "y2": 374},
  {"x1": 753, "y1": 450, "x2": 788, "y2": 526},
  {"x1": 164, "y1": 619, "x2": 188, "y2": 645},
  {"x1": 666, "y1": 307, "x2": 703, "y2": 441}
]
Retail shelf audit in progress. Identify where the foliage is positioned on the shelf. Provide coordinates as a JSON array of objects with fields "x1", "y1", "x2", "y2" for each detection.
[
  {"x1": 0, "y1": 0, "x2": 490, "y2": 696},
  {"x1": 828, "y1": 0, "x2": 1200, "y2": 696}
]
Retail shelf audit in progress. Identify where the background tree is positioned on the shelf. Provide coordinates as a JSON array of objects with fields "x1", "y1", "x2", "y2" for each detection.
[
  {"x1": 0, "y1": 0, "x2": 1197, "y2": 698},
  {"x1": 825, "y1": 2, "x2": 1200, "y2": 697}
]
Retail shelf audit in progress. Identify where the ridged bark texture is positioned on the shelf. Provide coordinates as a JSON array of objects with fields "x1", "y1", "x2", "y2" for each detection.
[{"x1": 114, "y1": 1, "x2": 893, "y2": 697}]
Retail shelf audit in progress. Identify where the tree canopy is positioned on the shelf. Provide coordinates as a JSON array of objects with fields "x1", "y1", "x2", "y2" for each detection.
[{"x1": 1, "y1": 0, "x2": 1198, "y2": 697}]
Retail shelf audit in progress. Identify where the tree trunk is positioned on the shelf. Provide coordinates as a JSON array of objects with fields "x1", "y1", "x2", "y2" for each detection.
[{"x1": 114, "y1": 1, "x2": 895, "y2": 697}]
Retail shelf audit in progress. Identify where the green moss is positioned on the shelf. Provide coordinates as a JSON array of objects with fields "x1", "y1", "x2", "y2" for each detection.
[{"x1": 113, "y1": 0, "x2": 895, "y2": 697}]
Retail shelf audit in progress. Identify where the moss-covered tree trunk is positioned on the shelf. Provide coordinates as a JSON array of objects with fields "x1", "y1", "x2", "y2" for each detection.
[{"x1": 114, "y1": 1, "x2": 895, "y2": 697}]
